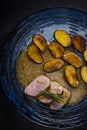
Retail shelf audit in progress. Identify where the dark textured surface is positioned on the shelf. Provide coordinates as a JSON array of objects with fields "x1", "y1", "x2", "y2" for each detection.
[{"x1": 0, "y1": 0, "x2": 87, "y2": 130}]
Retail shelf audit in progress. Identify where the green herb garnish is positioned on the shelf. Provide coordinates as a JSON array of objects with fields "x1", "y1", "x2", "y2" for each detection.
[{"x1": 42, "y1": 90, "x2": 64, "y2": 102}]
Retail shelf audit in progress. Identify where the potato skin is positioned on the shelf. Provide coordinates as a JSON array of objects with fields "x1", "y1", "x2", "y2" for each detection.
[
  {"x1": 63, "y1": 52, "x2": 82, "y2": 68},
  {"x1": 72, "y1": 35, "x2": 85, "y2": 52},
  {"x1": 44, "y1": 58, "x2": 64, "y2": 72},
  {"x1": 55, "y1": 30, "x2": 71, "y2": 47},
  {"x1": 27, "y1": 45, "x2": 43, "y2": 63},
  {"x1": 84, "y1": 50, "x2": 87, "y2": 61},
  {"x1": 81, "y1": 66, "x2": 87, "y2": 84},
  {"x1": 33, "y1": 34, "x2": 47, "y2": 51},
  {"x1": 65, "y1": 65, "x2": 79, "y2": 87},
  {"x1": 49, "y1": 42, "x2": 64, "y2": 58}
]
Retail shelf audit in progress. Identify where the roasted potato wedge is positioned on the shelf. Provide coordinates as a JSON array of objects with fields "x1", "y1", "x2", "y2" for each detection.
[
  {"x1": 27, "y1": 45, "x2": 43, "y2": 63},
  {"x1": 65, "y1": 65, "x2": 79, "y2": 87},
  {"x1": 81, "y1": 66, "x2": 87, "y2": 84},
  {"x1": 49, "y1": 42, "x2": 64, "y2": 58},
  {"x1": 63, "y1": 52, "x2": 82, "y2": 68},
  {"x1": 72, "y1": 35, "x2": 85, "y2": 52},
  {"x1": 84, "y1": 50, "x2": 87, "y2": 61},
  {"x1": 33, "y1": 34, "x2": 47, "y2": 51},
  {"x1": 44, "y1": 58, "x2": 64, "y2": 72},
  {"x1": 55, "y1": 30, "x2": 71, "y2": 47}
]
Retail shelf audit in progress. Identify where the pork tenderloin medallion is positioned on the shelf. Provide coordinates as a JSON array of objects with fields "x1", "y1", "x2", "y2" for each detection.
[
  {"x1": 50, "y1": 88, "x2": 70, "y2": 110},
  {"x1": 24, "y1": 75, "x2": 50, "y2": 97},
  {"x1": 37, "y1": 81, "x2": 63, "y2": 104}
]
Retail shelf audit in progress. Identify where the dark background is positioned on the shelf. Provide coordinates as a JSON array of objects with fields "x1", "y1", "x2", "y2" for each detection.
[{"x1": 0, "y1": 0, "x2": 87, "y2": 130}]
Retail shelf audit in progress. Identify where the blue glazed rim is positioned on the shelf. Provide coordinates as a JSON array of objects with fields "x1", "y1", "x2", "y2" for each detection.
[{"x1": 0, "y1": 7, "x2": 87, "y2": 129}]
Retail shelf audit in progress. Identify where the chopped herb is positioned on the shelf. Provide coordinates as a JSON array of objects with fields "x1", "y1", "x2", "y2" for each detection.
[{"x1": 42, "y1": 90, "x2": 64, "y2": 102}]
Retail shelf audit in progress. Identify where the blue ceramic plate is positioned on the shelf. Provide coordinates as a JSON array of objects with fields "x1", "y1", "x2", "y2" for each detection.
[{"x1": 1, "y1": 7, "x2": 87, "y2": 129}]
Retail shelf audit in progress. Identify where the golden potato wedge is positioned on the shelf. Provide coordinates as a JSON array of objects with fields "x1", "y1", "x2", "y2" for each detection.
[
  {"x1": 81, "y1": 66, "x2": 87, "y2": 84},
  {"x1": 63, "y1": 52, "x2": 82, "y2": 68},
  {"x1": 55, "y1": 30, "x2": 71, "y2": 47},
  {"x1": 72, "y1": 35, "x2": 85, "y2": 52},
  {"x1": 44, "y1": 58, "x2": 64, "y2": 72},
  {"x1": 84, "y1": 50, "x2": 87, "y2": 61},
  {"x1": 49, "y1": 42, "x2": 64, "y2": 58},
  {"x1": 27, "y1": 44, "x2": 43, "y2": 63},
  {"x1": 65, "y1": 65, "x2": 79, "y2": 87},
  {"x1": 33, "y1": 34, "x2": 47, "y2": 51}
]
